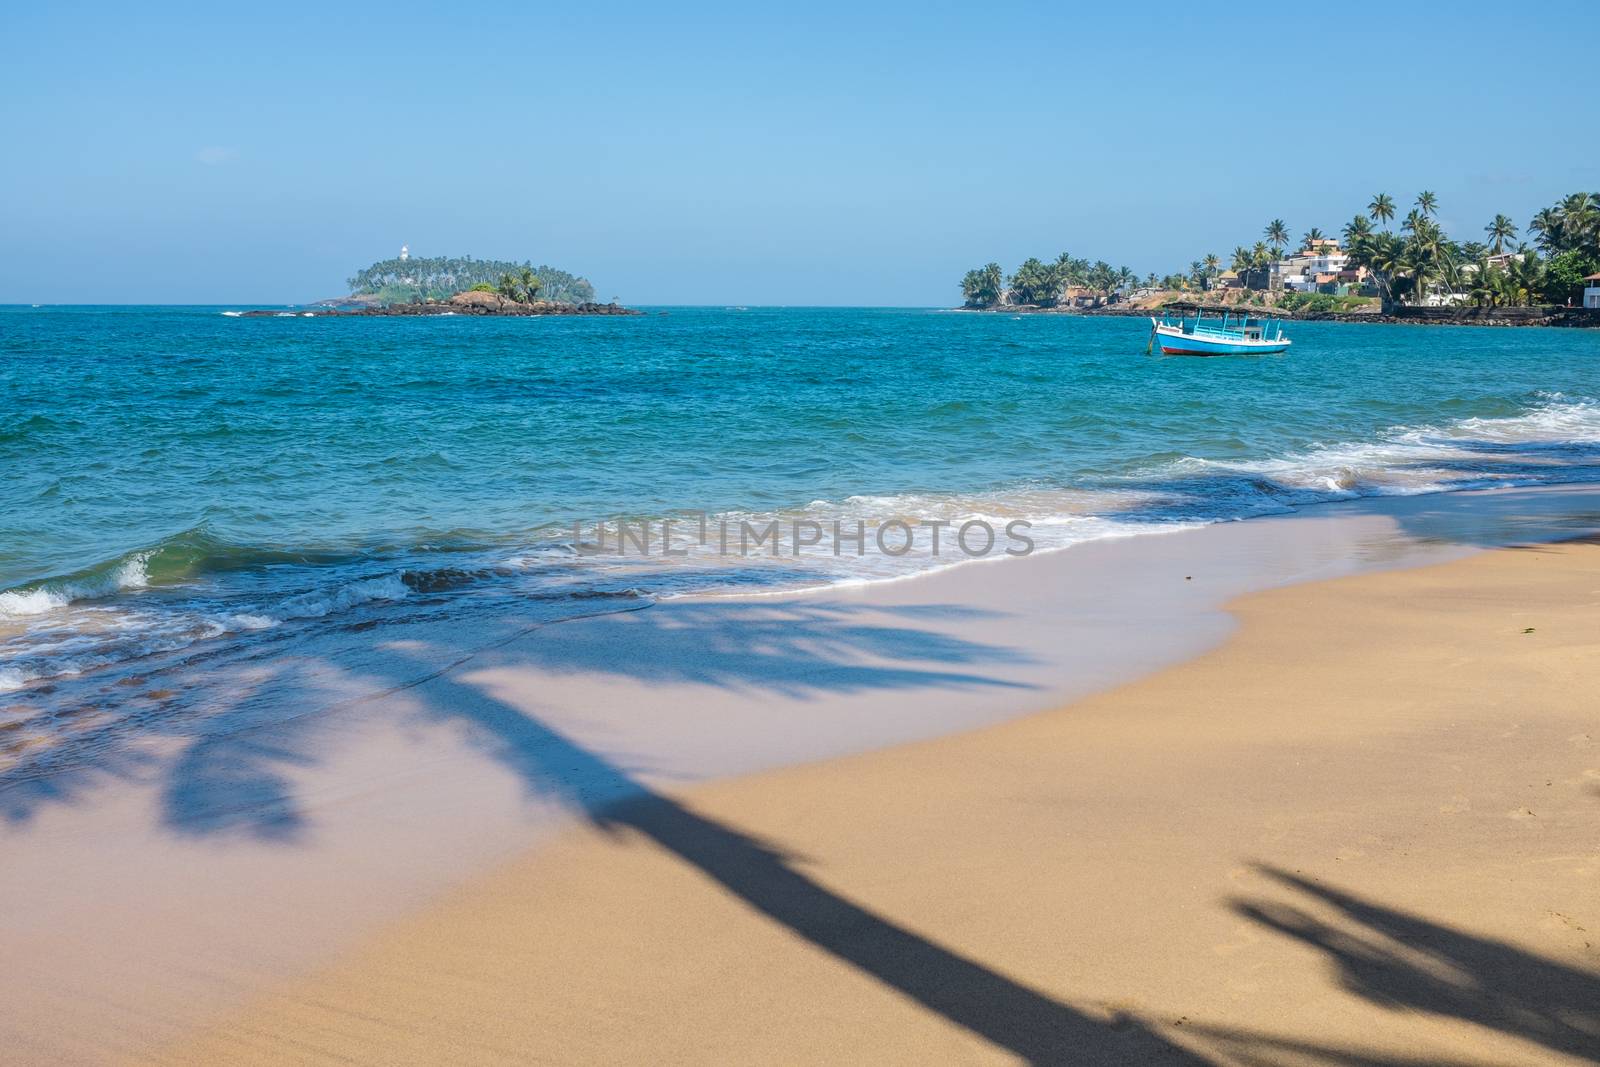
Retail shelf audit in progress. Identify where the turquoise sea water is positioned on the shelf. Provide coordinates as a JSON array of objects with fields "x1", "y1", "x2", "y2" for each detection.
[{"x1": 3, "y1": 305, "x2": 1600, "y2": 700}]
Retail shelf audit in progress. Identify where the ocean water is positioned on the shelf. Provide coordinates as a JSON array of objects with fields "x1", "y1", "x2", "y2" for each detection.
[{"x1": 3, "y1": 304, "x2": 1600, "y2": 712}]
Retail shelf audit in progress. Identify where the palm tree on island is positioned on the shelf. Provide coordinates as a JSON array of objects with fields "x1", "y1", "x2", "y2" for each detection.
[
  {"x1": 1368, "y1": 192, "x2": 1396, "y2": 230},
  {"x1": 495, "y1": 268, "x2": 542, "y2": 303},
  {"x1": 1415, "y1": 190, "x2": 1439, "y2": 218}
]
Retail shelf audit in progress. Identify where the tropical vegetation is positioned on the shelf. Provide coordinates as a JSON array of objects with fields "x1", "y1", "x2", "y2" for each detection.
[
  {"x1": 1339, "y1": 189, "x2": 1600, "y2": 311},
  {"x1": 958, "y1": 190, "x2": 1600, "y2": 313},
  {"x1": 347, "y1": 254, "x2": 596, "y2": 305},
  {"x1": 961, "y1": 254, "x2": 1135, "y2": 308}
]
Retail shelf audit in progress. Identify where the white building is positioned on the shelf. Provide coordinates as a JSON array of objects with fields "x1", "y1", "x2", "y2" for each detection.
[
  {"x1": 1275, "y1": 249, "x2": 1350, "y2": 292},
  {"x1": 1584, "y1": 272, "x2": 1600, "y2": 309}
]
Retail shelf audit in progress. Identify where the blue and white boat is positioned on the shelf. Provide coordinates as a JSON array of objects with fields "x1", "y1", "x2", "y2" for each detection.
[{"x1": 1148, "y1": 308, "x2": 1291, "y2": 356}]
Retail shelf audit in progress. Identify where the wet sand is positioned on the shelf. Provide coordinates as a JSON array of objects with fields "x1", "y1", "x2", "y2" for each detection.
[
  {"x1": 4, "y1": 485, "x2": 1600, "y2": 1063},
  {"x1": 154, "y1": 530, "x2": 1600, "y2": 1063}
]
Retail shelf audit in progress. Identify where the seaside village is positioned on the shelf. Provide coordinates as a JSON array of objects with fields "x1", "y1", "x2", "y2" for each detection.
[
  {"x1": 968, "y1": 189, "x2": 1600, "y2": 314},
  {"x1": 1117, "y1": 239, "x2": 1535, "y2": 308},
  {"x1": 1196, "y1": 240, "x2": 1526, "y2": 304}
]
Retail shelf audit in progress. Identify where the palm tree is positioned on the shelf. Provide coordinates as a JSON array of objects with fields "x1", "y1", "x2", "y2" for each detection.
[
  {"x1": 519, "y1": 267, "x2": 542, "y2": 301},
  {"x1": 1250, "y1": 242, "x2": 1271, "y2": 268},
  {"x1": 1368, "y1": 193, "x2": 1396, "y2": 230},
  {"x1": 1415, "y1": 190, "x2": 1438, "y2": 218},
  {"x1": 1552, "y1": 192, "x2": 1600, "y2": 254},
  {"x1": 1493, "y1": 251, "x2": 1544, "y2": 307},
  {"x1": 1347, "y1": 232, "x2": 1405, "y2": 312},
  {"x1": 1528, "y1": 207, "x2": 1563, "y2": 253},
  {"x1": 1484, "y1": 214, "x2": 1517, "y2": 254},
  {"x1": 960, "y1": 263, "x2": 1006, "y2": 307},
  {"x1": 1230, "y1": 246, "x2": 1253, "y2": 273},
  {"x1": 1343, "y1": 215, "x2": 1373, "y2": 244},
  {"x1": 981, "y1": 262, "x2": 1004, "y2": 304},
  {"x1": 1264, "y1": 219, "x2": 1290, "y2": 257}
]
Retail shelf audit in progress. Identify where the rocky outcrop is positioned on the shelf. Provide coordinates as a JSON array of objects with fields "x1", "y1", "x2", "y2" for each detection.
[
  {"x1": 242, "y1": 295, "x2": 641, "y2": 318},
  {"x1": 449, "y1": 290, "x2": 507, "y2": 310}
]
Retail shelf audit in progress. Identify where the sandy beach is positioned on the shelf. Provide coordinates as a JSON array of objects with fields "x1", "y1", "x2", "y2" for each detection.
[
  {"x1": 135, "y1": 512, "x2": 1600, "y2": 1064},
  {"x1": 5, "y1": 486, "x2": 1599, "y2": 1065},
  {"x1": 11, "y1": 10, "x2": 1600, "y2": 1065}
]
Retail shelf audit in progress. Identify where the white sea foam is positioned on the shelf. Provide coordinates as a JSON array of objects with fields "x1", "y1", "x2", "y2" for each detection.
[
  {"x1": 4, "y1": 396, "x2": 1598, "y2": 699},
  {"x1": 1151, "y1": 396, "x2": 1600, "y2": 507},
  {"x1": 0, "y1": 554, "x2": 151, "y2": 618},
  {"x1": 271, "y1": 574, "x2": 411, "y2": 621}
]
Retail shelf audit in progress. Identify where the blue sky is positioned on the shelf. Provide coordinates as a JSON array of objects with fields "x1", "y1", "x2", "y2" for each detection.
[{"x1": 2, "y1": 2, "x2": 1594, "y2": 305}]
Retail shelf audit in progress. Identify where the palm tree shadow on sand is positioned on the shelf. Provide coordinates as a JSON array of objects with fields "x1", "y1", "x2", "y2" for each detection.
[
  {"x1": 393, "y1": 642, "x2": 1205, "y2": 1064},
  {"x1": 1215, "y1": 864, "x2": 1600, "y2": 1064},
  {"x1": 372, "y1": 640, "x2": 1600, "y2": 1066},
  {"x1": 9, "y1": 599, "x2": 1596, "y2": 1064}
]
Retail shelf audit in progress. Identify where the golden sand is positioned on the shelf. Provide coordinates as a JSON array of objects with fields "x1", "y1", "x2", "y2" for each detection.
[{"x1": 155, "y1": 542, "x2": 1600, "y2": 1065}]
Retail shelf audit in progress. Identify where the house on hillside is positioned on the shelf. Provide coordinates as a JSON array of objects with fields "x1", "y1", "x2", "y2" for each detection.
[
  {"x1": 1276, "y1": 247, "x2": 1352, "y2": 293},
  {"x1": 1584, "y1": 272, "x2": 1600, "y2": 309}
]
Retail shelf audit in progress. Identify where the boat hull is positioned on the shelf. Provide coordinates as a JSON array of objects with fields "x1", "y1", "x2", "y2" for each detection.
[{"x1": 1152, "y1": 324, "x2": 1290, "y2": 357}]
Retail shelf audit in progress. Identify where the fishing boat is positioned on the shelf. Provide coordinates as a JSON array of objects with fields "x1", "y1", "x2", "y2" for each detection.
[{"x1": 1147, "y1": 307, "x2": 1291, "y2": 356}]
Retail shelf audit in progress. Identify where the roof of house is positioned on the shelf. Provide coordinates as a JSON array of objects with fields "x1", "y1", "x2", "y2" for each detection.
[{"x1": 1583, "y1": 272, "x2": 1600, "y2": 281}]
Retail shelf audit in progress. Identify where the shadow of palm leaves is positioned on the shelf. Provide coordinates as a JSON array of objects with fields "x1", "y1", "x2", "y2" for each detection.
[{"x1": 1228, "y1": 864, "x2": 1600, "y2": 1062}]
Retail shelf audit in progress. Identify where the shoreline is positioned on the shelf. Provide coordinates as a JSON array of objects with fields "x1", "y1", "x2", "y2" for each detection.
[
  {"x1": 156, "y1": 525, "x2": 1600, "y2": 1065},
  {"x1": 955, "y1": 303, "x2": 1600, "y2": 328},
  {"x1": 6, "y1": 485, "x2": 1600, "y2": 1062}
]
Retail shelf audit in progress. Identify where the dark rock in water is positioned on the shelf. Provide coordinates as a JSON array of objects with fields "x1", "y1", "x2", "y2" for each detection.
[{"x1": 239, "y1": 292, "x2": 641, "y2": 318}]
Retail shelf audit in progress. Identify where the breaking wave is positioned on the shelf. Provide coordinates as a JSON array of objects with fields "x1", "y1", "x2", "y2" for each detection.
[{"x1": 3, "y1": 394, "x2": 1599, "y2": 696}]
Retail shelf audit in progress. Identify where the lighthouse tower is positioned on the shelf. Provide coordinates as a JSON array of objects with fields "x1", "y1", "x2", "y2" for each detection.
[{"x1": 399, "y1": 244, "x2": 410, "y2": 262}]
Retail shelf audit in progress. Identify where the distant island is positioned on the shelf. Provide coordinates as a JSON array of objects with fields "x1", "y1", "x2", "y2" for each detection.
[
  {"x1": 957, "y1": 189, "x2": 1600, "y2": 326},
  {"x1": 349, "y1": 252, "x2": 597, "y2": 305},
  {"x1": 247, "y1": 250, "x2": 640, "y2": 317}
]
